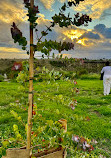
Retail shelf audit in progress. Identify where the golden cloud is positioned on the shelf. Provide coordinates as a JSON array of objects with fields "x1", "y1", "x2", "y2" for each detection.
[
  {"x1": 58, "y1": 27, "x2": 102, "y2": 47},
  {"x1": 60, "y1": 0, "x2": 66, "y2": 3},
  {"x1": 0, "y1": 47, "x2": 28, "y2": 59},
  {"x1": 0, "y1": 53, "x2": 28, "y2": 59},
  {"x1": 0, "y1": 1, "x2": 27, "y2": 24},
  {"x1": 63, "y1": 29, "x2": 84, "y2": 40},
  {"x1": 54, "y1": 26, "x2": 87, "y2": 46},
  {"x1": 74, "y1": 0, "x2": 111, "y2": 19},
  {"x1": 77, "y1": 39, "x2": 86, "y2": 46},
  {"x1": 0, "y1": 47, "x2": 23, "y2": 53},
  {"x1": 37, "y1": 13, "x2": 52, "y2": 25}
]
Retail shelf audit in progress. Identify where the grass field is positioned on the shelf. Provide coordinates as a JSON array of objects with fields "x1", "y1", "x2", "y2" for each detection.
[{"x1": 0, "y1": 77, "x2": 111, "y2": 157}]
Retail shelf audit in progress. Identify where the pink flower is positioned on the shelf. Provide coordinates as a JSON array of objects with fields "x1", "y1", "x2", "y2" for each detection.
[
  {"x1": 76, "y1": 88, "x2": 79, "y2": 93},
  {"x1": 71, "y1": 105, "x2": 75, "y2": 110},
  {"x1": 92, "y1": 139, "x2": 98, "y2": 144},
  {"x1": 11, "y1": 62, "x2": 23, "y2": 71},
  {"x1": 72, "y1": 135, "x2": 79, "y2": 142},
  {"x1": 74, "y1": 100, "x2": 77, "y2": 104},
  {"x1": 88, "y1": 145, "x2": 94, "y2": 152},
  {"x1": 74, "y1": 80, "x2": 77, "y2": 85}
]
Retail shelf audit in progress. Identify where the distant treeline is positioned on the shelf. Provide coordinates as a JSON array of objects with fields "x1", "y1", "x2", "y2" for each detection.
[{"x1": 0, "y1": 58, "x2": 110, "y2": 75}]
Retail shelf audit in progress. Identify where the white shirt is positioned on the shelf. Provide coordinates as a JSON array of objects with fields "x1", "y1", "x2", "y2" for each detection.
[{"x1": 101, "y1": 66, "x2": 111, "y2": 76}]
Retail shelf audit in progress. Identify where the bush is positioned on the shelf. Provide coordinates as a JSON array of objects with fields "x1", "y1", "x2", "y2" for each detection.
[
  {"x1": 0, "y1": 75, "x2": 4, "y2": 82},
  {"x1": 75, "y1": 69, "x2": 88, "y2": 78},
  {"x1": 80, "y1": 73, "x2": 100, "y2": 80},
  {"x1": 59, "y1": 70, "x2": 76, "y2": 79}
]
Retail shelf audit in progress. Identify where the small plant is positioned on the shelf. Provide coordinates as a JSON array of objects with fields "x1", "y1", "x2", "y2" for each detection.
[
  {"x1": 76, "y1": 69, "x2": 88, "y2": 78},
  {"x1": 0, "y1": 75, "x2": 4, "y2": 82},
  {"x1": 35, "y1": 66, "x2": 62, "y2": 81}
]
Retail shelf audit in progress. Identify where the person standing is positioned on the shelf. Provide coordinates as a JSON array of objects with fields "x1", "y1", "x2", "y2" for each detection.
[{"x1": 101, "y1": 61, "x2": 111, "y2": 95}]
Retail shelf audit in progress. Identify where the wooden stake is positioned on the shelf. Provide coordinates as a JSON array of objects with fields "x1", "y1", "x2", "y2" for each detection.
[{"x1": 27, "y1": 0, "x2": 34, "y2": 150}]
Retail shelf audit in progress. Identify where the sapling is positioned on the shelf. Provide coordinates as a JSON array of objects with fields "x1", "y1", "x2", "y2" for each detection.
[{"x1": 9, "y1": 0, "x2": 93, "y2": 155}]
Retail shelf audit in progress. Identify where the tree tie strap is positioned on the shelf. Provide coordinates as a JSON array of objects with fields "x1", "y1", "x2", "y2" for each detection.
[
  {"x1": 28, "y1": 123, "x2": 32, "y2": 126},
  {"x1": 29, "y1": 77, "x2": 34, "y2": 80},
  {"x1": 29, "y1": 91, "x2": 33, "y2": 94}
]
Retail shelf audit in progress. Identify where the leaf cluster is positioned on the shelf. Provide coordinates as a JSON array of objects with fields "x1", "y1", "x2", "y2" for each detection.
[
  {"x1": 52, "y1": 1, "x2": 92, "y2": 28},
  {"x1": 24, "y1": 0, "x2": 39, "y2": 29},
  {"x1": 36, "y1": 40, "x2": 74, "y2": 55},
  {"x1": 11, "y1": 22, "x2": 27, "y2": 50}
]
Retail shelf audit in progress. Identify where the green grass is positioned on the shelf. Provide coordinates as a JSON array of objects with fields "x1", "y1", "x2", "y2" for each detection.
[{"x1": 0, "y1": 78, "x2": 111, "y2": 157}]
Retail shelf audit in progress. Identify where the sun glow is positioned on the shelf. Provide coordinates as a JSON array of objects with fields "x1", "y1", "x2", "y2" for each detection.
[
  {"x1": 64, "y1": 30, "x2": 83, "y2": 41},
  {"x1": 63, "y1": 30, "x2": 87, "y2": 46},
  {"x1": 77, "y1": 39, "x2": 86, "y2": 46}
]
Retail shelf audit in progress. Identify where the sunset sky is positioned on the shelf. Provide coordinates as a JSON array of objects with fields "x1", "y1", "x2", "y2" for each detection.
[{"x1": 0, "y1": 0, "x2": 111, "y2": 59}]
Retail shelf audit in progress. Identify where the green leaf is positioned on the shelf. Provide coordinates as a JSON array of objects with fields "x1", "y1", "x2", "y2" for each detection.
[
  {"x1": 41, "y1": 31, "x2": 48, "y2": 36},
  {"x1": 2, "y1": 141, "x2": 9, "y2": 147}
]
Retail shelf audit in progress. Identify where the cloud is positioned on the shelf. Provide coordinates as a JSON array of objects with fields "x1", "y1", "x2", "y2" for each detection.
[
  {"x1": 0, "y1": 47, "x2": 28, "y2": 59},
  {"x1": 0, "y1": 0, "x2": 30, "y2": 54},
  {"x1": 39, "y1": 0, "x2": 55, "y2": 10},
  {"x1": 94, "y1": 24, "x2": 111, "y2": 39},
  {"x1": 37, "y1": 13, "x2": 52, "y2": 25},
  {"x1": 101, "y1": 41, "x2": 111, "y2": 47},
  {"x1": 39, "y1": 0, "x2": 66, "y2": 10},
  {"x1": 100, "y1": 9, "x2": 111, "y2": 20},
  {"x1": 74, "y1": 0, "x2": 111, "y2": 19},
  {"x1": 53, "y1": 25, "x2": 85, "y2": 41},
  {"x1": 0, "y1": 47, "x2": 23, "y2": 53},
  {"x1": 0, "y1": 0, "x2": 27, "y2": 24},
  {"x1": 79, "y1": 31, "x2": 100, "y2": 39},
  {"x1": 59, "y1": 0, "x2": 66, "y2": 3}
]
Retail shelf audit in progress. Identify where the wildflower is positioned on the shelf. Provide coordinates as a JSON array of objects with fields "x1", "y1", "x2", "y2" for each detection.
[
  {"x1": 74, "y1": 80, "x2": 77, "y2": 85},
  {"x1": 80, "y1": 137, "x2": 86, "y2": 144},
  {"x1": 32, "y1": 111, "x2": 36, "y2": 115},
  {"x1": 72, "y1": 135, "x2": 79, "y2": 142},
  {"x1": 31, "y1": 131, "x2": 34, "y2": 135},
  {"x1": 92, "y1": 139, "x2": 98, "y2": 144},
  {"x1": 11, "y1": 62, "x2": 22, "y2": 71},
  {"x1": 32, "y1": 104, "x2": 34, "y2": 107},
  {"x1": 71, "y1": 105, "x2": 75, "y2": 110},
  {"x1": 74, "y1": 99, "x2": 77, "y2": 105},
  {"x1": 42, "y1": 139, "x2": 45, "y2": 142},
  {"x1": 69, "y1": 99, "x2": 77, "y2": 110},
  {"x1": 88, "y1": 145, "x2": 94, "y2": 152},
  {"x1": 76, "y1": 88, "x2": 79, "y2": 93},
  {"x1": 15, "y1": 100, "x2": 19, "y2": 103},
  {"x1": 85, "y1": 116, "x2": 90, "y2": 121}
]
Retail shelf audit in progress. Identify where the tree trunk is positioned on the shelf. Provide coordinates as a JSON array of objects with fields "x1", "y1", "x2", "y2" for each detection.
[{"x1": 27, "y1": 0, "x2": 34, "y2": 150}]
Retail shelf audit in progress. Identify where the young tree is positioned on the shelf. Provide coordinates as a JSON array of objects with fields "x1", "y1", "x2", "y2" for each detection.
[{"x1": 11, "y1": 0, "x2": 92, "y2": 151}]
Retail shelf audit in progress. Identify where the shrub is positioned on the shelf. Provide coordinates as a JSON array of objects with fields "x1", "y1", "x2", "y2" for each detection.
[
  {"x1": 80, "y1": 73, "x2": 100, "y2": 80},
  {"x1": 76, "y1": 69, "x2": 88, "y2": 78},
  {"x1": 60, "y1": 70, "x2": 76, "y2": 80},
  {"x1": 0, "y1": 75, "x2": 4, "y2": 82}
]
